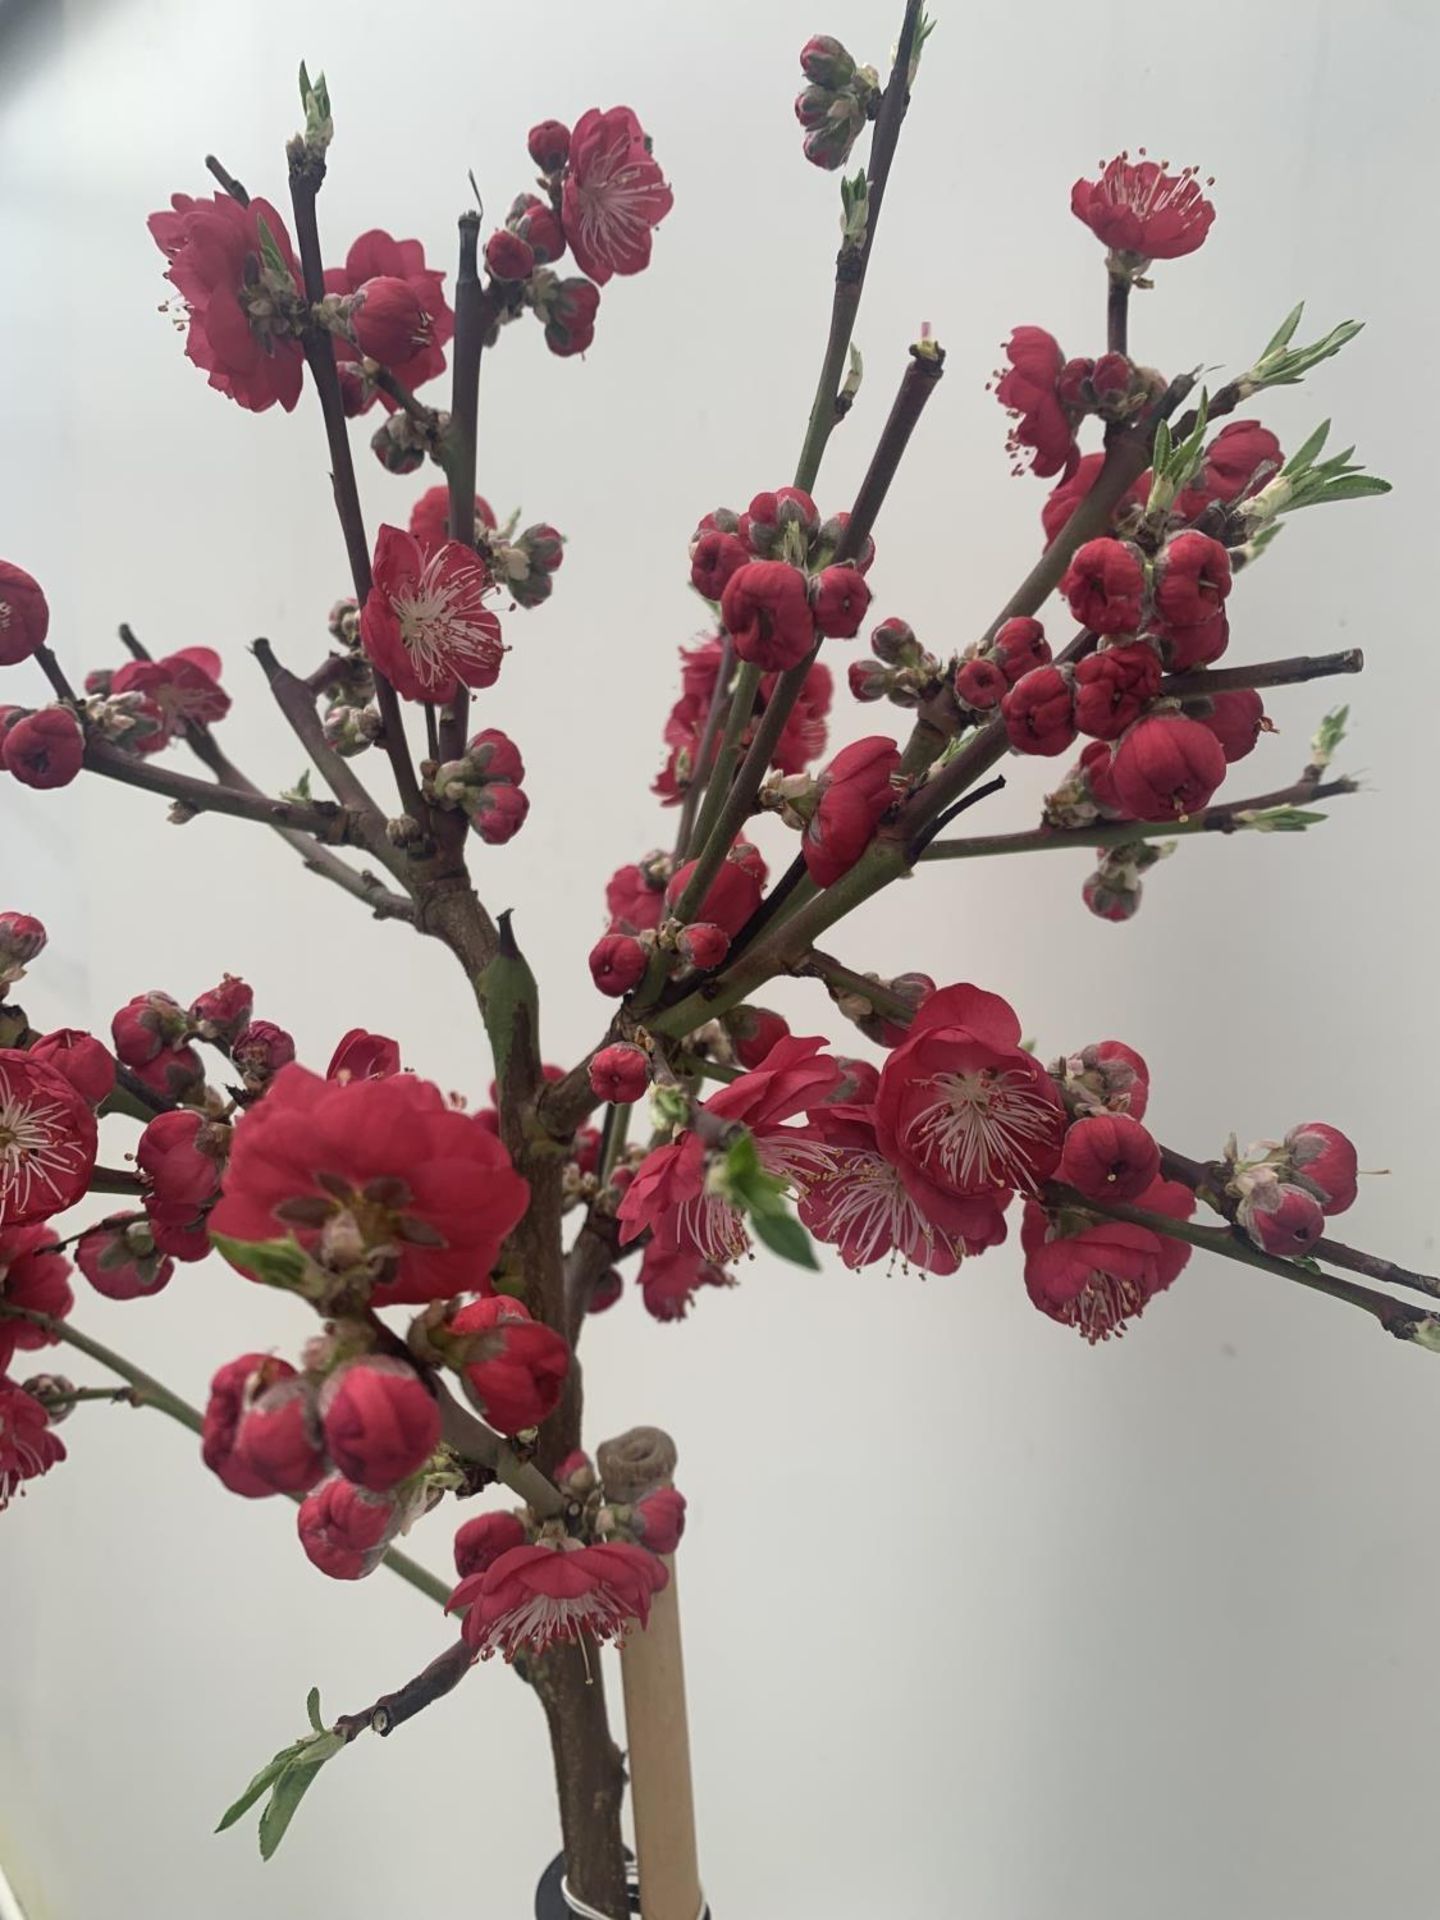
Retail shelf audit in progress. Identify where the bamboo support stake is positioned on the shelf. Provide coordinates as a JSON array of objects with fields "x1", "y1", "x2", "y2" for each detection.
[{"x1": 599, "y1": 1428, "x2": 702, "y2": 1920}]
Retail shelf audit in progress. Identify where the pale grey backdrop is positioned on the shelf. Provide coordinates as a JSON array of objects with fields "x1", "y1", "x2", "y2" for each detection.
[{"x1": 2, "y1": 1, "x2": 1438, "y2": 1916}]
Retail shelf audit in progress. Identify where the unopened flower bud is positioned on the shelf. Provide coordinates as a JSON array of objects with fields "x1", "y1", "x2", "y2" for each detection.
[
  {"x1": 847, "y1": 658, "x2": 890, "y2": 703},
  {"x1": 1237, "y1": 1180, "x2": 1326, "y2": 1256},
  {"x1": 236, "y1": 1376, "x2": 327, "y2": 1494},
  {"x1": 799, "y1": 34, "x2": 856, "y2": 88},
  {"x1": 322, "y1": 701, "x2": 382, "y2": 757},
  {"x1": 231, "y1": 1019, "x2": 297, "y2": 1089},
  {"x1": 0, "y1": 560, "x2": 50, "y2": 666},
  {"x1": 19, "y1": 1373, "x2": 77, "y2": 1422},
  {"x1": 189, "y1": 974, "x2": 254, "y2": 1045},
  {"x1": 370, "y1": 412, "x2": 427, "y2": 475},
  {"x1": 992, "y1": 617, "x2": 1051, "y2": 684},
  {"x1": 589, "y1": 934, "x2": 648, "y2": 997},
  {"x1": 327, "y1": 597, "x2": 360, "y2": 645},
  {"x1": 677, "y1": 922, "x2": 729, "y2": 970},
  {"x1": 955, "y1": 655, "x2": 1008, "y2": 711},
  {"x1": 527, "y1": 119, "x2": 572, "y2": 174},
  {"x1": 0, "y1": 910, "x2": 46, "y2": 992},
  {"x1": 589, "y1": 1043, "x2": 650, "y2": 1104},
  {"x1": 486, "y1": 228, "x2": 535, "y2": 282},
  {"x1": 320, "y1": 1358, "x2": 441, "y2": 1493}
]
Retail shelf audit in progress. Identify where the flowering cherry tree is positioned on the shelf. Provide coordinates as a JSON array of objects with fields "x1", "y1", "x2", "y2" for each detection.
[{"x1": 0, "y1": 11, "x2": 1428, "y2": 1914}]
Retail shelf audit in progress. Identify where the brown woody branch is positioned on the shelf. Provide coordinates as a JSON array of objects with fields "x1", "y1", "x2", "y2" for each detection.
[{"x1": 334, "y1": 1639, "x2": 473, "y2": 1743}]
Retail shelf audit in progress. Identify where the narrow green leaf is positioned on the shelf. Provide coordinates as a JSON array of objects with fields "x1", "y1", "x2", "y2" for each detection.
[
  {"x1": 298, "y1": 60, "x2": 312, "y2": 105},
  {"x1": 1151, "y1": 418, "x2": 1172, "y2": 475},
  {"x1": 1310, "y1": 473, "x2": 1392, "y2": 505},
  {"x1": 305, "y1": 1687, "x2": 324, "y2": 1735},
  {"x1": 257, "y1": 1762, "x2": 320, "y2": 1861},
  {"x1": 750, "y1": 1208, "x2": 820, "y2": 1270},
  {"x1": 1284, "y1": 419, "x2": 1331, "y2": 476},
  {"x1": 254, "y1": 213, "x2": 292, "y2": 287},
  {"x1": 216, "y1": 1744, "x2": 303, "y2": 1834},
  {"x1": 1260, "y1": 300, "x2": 1305, "y2": 359}
]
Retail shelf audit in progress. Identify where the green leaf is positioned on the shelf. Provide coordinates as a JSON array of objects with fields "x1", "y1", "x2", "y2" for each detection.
[
  {"x1": 1309, "y1": 473, "x2": 1392, "y2": 505},
  {"x1": 1284, "y1": 419, "x2": 1331, "y2": 477},
  {"x1": 1236, "y1": 806, "x2": 1330, "y2": 833},
  {"x1": 305, "y1": 1687, "x2": 324, "y2": 1735},
  {"x1": 257, "y1": 1749, "x2": 332, "y2": 1861},
  {"x1": 216, "y1": 1745, "x2": 303, "y2": 1834},
  {"x1": 749, "y1": 1208, "x2": 820, "y2": 1270},
  {"x1": 1151, "y1": 418, "x2": 1172, "y2": 476},
  {"x1": 1259, "y1": 300, "x2": 1305, "y2": 360},
  {"x1": 208, "y1": 1231, "x2": 314, "y2": 1293},
  {"x1": 1311, "y1": 705, "x2": 1349, "y2": 766},
  {"x1": 253, "y1": 213, "x2": 293, "y2": 289}
]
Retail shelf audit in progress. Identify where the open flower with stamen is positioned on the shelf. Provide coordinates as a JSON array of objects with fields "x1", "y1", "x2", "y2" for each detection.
[
  {"x1": 800, "y1": 1104, "x2": 1009, "y2": 1275},
  {"x1": 0, "y1": 1049, "x2": 99, "y2": 1229},
  {"x1": 0, "y1": 1378, "x2": 66, "y2": 1509},
  {"x1": 1070, "y1": 151, "x2": 1215, "y2": 268},
  {"x1": 449, "y1": 1537, "x2": 668, "y2": 1661},
  {"x1": 1021, "y1": 1177, "x2": 1194, "y2": 1343},
  {"x1": 360, "y1": 525, "x2": 505, "y2": 704},
  {"x1": 561, "y1": 107, "x2": 673, "y2": 285},
  {"x1": 876, "y1": 988, "x2": 1066, "y2": 1201},
  {"x1": 618, "y1": 1036, "x2": 842, "y2": 1261}
]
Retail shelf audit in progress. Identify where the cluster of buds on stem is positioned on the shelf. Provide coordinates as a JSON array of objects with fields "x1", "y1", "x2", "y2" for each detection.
[
  {"x1": 793, "y1": 35, "x2": 881, "y2": 170},
  {"x1": 429, "y1": 728, "x2": 529, "y2": 844}
]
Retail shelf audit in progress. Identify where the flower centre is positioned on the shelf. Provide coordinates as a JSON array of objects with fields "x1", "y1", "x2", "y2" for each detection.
[{"x1": 906, "y1": 1068, "x2": 1055, "y2": 1191}]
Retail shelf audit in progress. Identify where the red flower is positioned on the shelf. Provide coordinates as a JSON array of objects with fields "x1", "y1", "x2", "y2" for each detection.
[
  {"x1": 327, "y1": 1029, "x2": 401, "y2": 1083},
  {"x1": 528, "y1": 120, "x2": 572, "y2": 174},
  {"x1": 690, "y1": 530, "x2": 751, "y2": 601},
  {"x1": 0, "y1": 911, "x2": 46, "y2": 984},
  {"x1": 540, "y1": 277, "x2": 600, "y2": 357},
  {"x1": 188, "y1": 975, "x2": 252, "y2": 1044},
  {"x1": 1196, "y1": 689, "x2": 1264, "y2": 763},
  {"x1": 450, "y1": 1537, "x2": 667, "y2": 1659},
  {"x1": 876, "y1": 985, "x2": 1066, "y2": 1199},
  {"x1": 0, "y1": 1050, "x2": 98, "y2": 1228},
  {"x1": 1176, "y1": 420, "x2": 1282, "y2": 522},
  {"x1": 231, "y1": 1020, "x2": 296, "y2": 1088},
  {"x1": 325, "y1": 230, "x2": 453, "y2": 395},
  {"x1": 445, "y1": 1295, "x2": 570, "y2": 1434},
  {"x1": 361, "y1": 525, "x2": 504, "y2": 703},
  {"x1": 677, "y1": 923, "x2": 729, "y2": 970},
  {"x1": 803, "y1": 736, "x2": 900, "y2": 887},
  {"x1": 1238, "y1": 1180, "x2": 1325, "y2": 1256},
  {"x1": 235, "y1": 1377, "x2": 327, "y2": 1495},
  {"x1": 1070, "y1": 154, "x2": 1215, "y2": 262},
  {"x1": 485, "y1": 228, "x2": 535, "y2": 283},
  {"x1": 148, "y1": 193, "x2": 305, "y2": 412},
  {"x1": 664, "y1": 848, "x2": 764, "y2": 936},
  {"x1": 1041, "y1": 452, "x2": 1151, "y2": 548},
  {"x1": 770, "y1": 659, "x2": 833, "y2": 773},
  {"x1": 724, "y1": 1005, "x2": 791, "y2": 1070},
  {"x1": 799, "y1": 1103, "x2": 1006, "y2": 1274},
  {"x1": 1056, "y1": 1039, "x2": 1150, "y2": 1121},
  {"x1": 991, "y1": 617, "x2": 1052, "y2": 684},
  {"x1": 110, "y1": 990, "x2": 188, "y2": 1066},
  {"x1": 1159, "y1": 612, "x2": 1230, "y2": 673},
  {"x1": 1285, "y1": 1123, "x2": 1357, "y2": 1215},
  {"x1": 110, "y1": 648, "x2": 230, "y2": 746},
  {"x1": 409, "y1": 485, "x2": 497, "y2": 556},
  {"x1": 210, "y1": 1065, "x2": 529, "y2": 1305},
  {"x1": 1057, "y1": 1113, "x2": 1160, "y2": 1201},
  {"x1": 1073, "y1": 643, "x2": 1161, "y2": 741},
  {"x1": 561, "y1": 107, "x2": 673, "y2": 284},
  {"x1": 955, "y1": 657, "x2": 1007, "y2": 711},
  {"x1": 130, "y1": 1045, "x2": 206, "y2": 1107},
  {"x1": 721, "y1": 562, "x2": 815, "y2": 671},
  {"x1": 637, "y1": 1242, "x2": 733, "y2": 1321},
  {"x1": 589, "y1": 1045, "x2": 650, "y2": 1104},
  {"x1": 631, "y1": 1486, "x2": 687, "y2": 1554},
  {"x1": 320, "y1": 1358, "x2": 440, "y2": 1491},
  {"x1": 589, "y1": 933, "x2": 649, "y2": 997},
  {"x1": 1111, "y1": 713, "x2": 1226, "y2": 820},
  {"x1": 29, "y1": 1029, "x2": 115, "y2": 1107},
  {"x1": 1152, "y1": 531, "x2": 1231, "y2": 630},
  {"x1": 0, "y1": 562, "x2": 49, "y2": 667},
  {"x1": 137, "y1": 1109, "x2": 224, "y2": 1242},
  {"x1": 810, "y1": 566, "x2": 872, "y2": 640},
  {"x1": 995, "y1": 328, "x2": 1078, "y2": 478},
  {"x1": 0, "y1": 1379, "x2": 65, "y2": 1509},
  {"x1": 605, "y1": 863, "x2": 666, "y2": 936},
  {"x1": 509, "y1": 195, "x2": 567, "y2": 268},
  {"x1": 298, "y1": 1476, "x2": 398, "y2": 1580},
  {"x1": 75, "y1": 1214, "x2": 174, "y2": 1300},
  {"x1": 619, "y1": 1037, "x2": 840, "y2": 1263},
  {"x1": 1003, "y1": 665, "x2": 1077, "y2": 757},
  {"x1": 0, "y1": 1223, "x2": 73, "y2": 1374},
  {"x1": 202, "y1": 1353, "x2": 297, "y2": 1499},
  {"x1": 3, "y1": 708, "x2": 84, "y2": 789},
  {"x1": 1061, "y1": 538, "x2": 1147, "y2": 634},
  {"x1": 454, "y1": 1508, "x2": 529, "y2": 1578},
  {"x1": 1022, "y1": 1209, "x2": 1159, "y2": 1341}
]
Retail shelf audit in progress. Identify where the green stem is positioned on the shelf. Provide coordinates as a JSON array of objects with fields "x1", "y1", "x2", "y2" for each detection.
[{"x1": 0, "y1": 1307, "x2": 450, "y2": 1606}]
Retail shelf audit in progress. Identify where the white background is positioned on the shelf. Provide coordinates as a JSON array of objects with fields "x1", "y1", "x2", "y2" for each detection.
[{"x1": 3, "y1": 2, "x2": 1439, "y2": 1916}]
